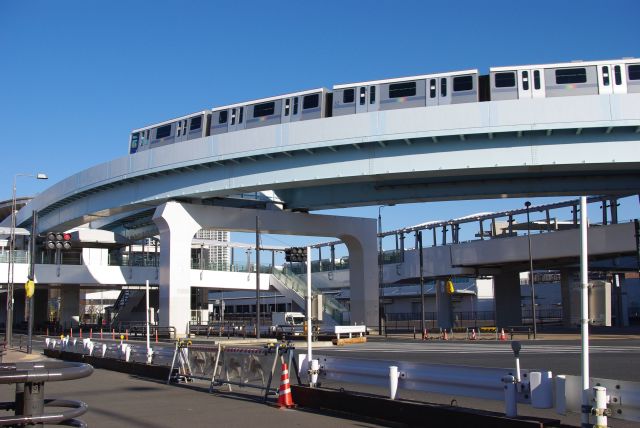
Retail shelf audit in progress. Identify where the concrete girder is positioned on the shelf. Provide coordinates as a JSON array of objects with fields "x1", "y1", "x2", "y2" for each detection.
[{"x1": 152, "y1": 202, "x2": 378, "y2": 335}]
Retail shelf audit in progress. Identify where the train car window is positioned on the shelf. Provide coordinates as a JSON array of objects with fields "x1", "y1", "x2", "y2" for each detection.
[
  {"x1": 614, "y1": 66, "x2": 622, "y2": 85},
  {"x1": 190, "y1": 116, "x2": 202, "y2": 131},
  {"x1": 284, "y1": 99, "x2": 290, "y2": 116},
  {"x1": 231, "y1": 108, "x2": 236, "y2": 125},
  {"x1": 343, "y1": 89, "x2": 355, "y2": 103},
  {"x1": 389, "y1": 82, "x2": 417, "y2": 98},
  {"x1": 555, "y1": 68, "x2": 587, "y2": 84},
  {"x1": 629, "y1": 65, "x2": 640, "y2": 80},
  {"x1": 239, "y1": 107, "x2": 244, "y2": 123},
  {"x1": 156, "y1": 124, "x2": 171, "y2": 139},
  {"x1": 145, "y1": 130, "x2": 150, "y2": 141},
  {"x1": 130, "y1": 133, "x2": 139, "y2": 149},
  {"x1": 602, "y1": 66, "x2": 610, "y2": 86},
  {"x1": 218, "y1": 111, "x2": 228, "y2": 124},
  {"x1": 359, "y1": 87, "x2": 366, "y2": 105},
  {"x1": 453, "y1": 76, "x2": 473, "y2": 92},
  {"x1": 522, "y1": 71, "x2": 529, "y2": 91},
  {"x1": 440, "y1": 79, "x2": 447, "y2": 97},
  {"x1": 495, "y1": 72, "x2": 516, "y2": 88},
  {"x1": 430, "y1": 79, "x2": 436, "y2": 98},
  {"x1": 303, "y1": 94, "x2": 320, "y2": 109},
  {"x1": 293, "y1": 97, "x2": 299, "y2": 114},
  {"x1": 254, "y1": 102, "x2": 275, "y2": 118},
  {"x1": 370, "y1": 86, "x2": 376, "y2": 103},
  {"x1": 534, "y1": 70, "x2": 541, "y2": 89}
]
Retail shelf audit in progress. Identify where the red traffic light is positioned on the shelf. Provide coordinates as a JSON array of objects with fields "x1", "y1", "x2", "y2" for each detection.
[{"x1": 44, "y1": 231, "x2": 72, "y2": 250}]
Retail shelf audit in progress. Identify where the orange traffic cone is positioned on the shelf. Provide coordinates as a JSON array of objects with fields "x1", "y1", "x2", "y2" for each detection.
[
  {"x1": 470, "y1": 329, "x2": 477, "y2": 340},
  {"x1": 278, "y1": 363, "x2": 295, "y2": 408},
  {"x1": 499, "y1": 328, "x2": 507, "y2": 341},
  {"x1": 442, "y1": 329, "x2": 449, "y2": 341}
]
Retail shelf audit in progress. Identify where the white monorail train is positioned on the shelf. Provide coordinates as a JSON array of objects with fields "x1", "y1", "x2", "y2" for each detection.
[{"x1": 129, "y1": 58, "x2": 640, "y2": 154}]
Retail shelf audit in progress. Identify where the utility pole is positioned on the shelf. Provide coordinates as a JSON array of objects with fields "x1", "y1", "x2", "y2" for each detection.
[
  {"x1": 26, "y1": 210, "x2": 38, "y2": 354},
  {"x1": 418, "y1": 230, "x2": 425, "y2": 339},
  {"x1": 525, "y1": 201, "x2": 537, "y2": 339},
  {"x1": 255, "y1": 216, "x2": 260, "y2": 339}
]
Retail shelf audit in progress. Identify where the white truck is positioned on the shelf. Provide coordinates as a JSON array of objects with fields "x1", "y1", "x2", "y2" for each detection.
[{"x1": 271, "y1": 312, "x2": 306, "y2": 336}]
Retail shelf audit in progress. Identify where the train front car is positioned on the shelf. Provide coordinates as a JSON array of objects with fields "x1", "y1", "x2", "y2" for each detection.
[
  {"x1": 129, "y1": 111, "x2": 210, "y2": 154},
  {"x1": 332, "y1": 69, "x2": 479, "y2": 117},
  {"x1": 210, "y1": 88, "x2": 328, "y2": 136},
  {"x1": 489, "y1": 58, "x2": 639, "y2": 101}
]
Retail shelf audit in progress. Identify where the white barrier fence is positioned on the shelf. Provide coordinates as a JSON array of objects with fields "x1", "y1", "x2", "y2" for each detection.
[
  {"x1": 44, "y1": 336, "x2": 175, "y2": 366},
  {"x1": 334, "y1": 325, "x2": 366, "y2": 339}
]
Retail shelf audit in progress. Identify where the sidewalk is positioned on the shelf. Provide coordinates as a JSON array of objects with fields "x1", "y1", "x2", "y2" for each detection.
[{"x1": 2, "y1": 348, "x2": 48, "y2": 363}]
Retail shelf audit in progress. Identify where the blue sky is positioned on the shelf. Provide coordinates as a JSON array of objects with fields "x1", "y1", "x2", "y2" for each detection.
[{"x1": 1, "y1": 0, "x2": 639, "y2": 252}]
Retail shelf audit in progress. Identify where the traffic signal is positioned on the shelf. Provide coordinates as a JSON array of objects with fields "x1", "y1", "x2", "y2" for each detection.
[
  {"x1": 45, "y1": 232, "x2": 72, "y2": 250},
  {"x1": 285, "y1": 247, "x2": 307, "y2": 263},
  {"x1": 446, "y1": 278, "x2": 455, "y2": 295}
]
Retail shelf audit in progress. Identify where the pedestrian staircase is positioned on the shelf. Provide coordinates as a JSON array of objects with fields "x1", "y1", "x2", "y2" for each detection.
[{"x1": 271, "y1": 268, "x2": 347, "y2": 325}]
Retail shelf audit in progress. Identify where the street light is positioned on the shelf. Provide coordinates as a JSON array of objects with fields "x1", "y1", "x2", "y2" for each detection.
[
  {"x1": 524, "y1": 201, "x2": 537, "y2": 339},
  {"x1": 6, "y1": 172, "x2": 48, "y2": 347}
]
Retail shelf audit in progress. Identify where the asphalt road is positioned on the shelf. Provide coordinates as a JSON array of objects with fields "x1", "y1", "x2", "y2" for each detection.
[
  {"x1": 314, "y1": 337, "x2": 640, "y2": 382},
  {"x1": 295, "y1": 336, "x2": 640, "y2": 427}
]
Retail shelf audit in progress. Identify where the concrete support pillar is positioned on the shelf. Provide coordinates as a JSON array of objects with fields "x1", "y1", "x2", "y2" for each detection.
[
  {"x1": 152, "y1": 203, "x2": 201, "y2": 337},
  {"x1": 560, "y1": 269, "x2": 577, "y2": 328},
  {"x1": 59, "y1": 285, "x2": 80, "y2": 328},
  {"x1": 152, "y1": 202, "x2": 378, "y2": 332},
  {"x1": 14, "y1": 289, "x2": 26, "y2": 326},
  {"x1": 436, "y1": 279, "x2": 453, "y2": 329},
  {"x1": 493, "y1": 271, "x2": 521, "y2": 329},
  {"x1": 342, "y1": 235, "x2": 378, "y2": 329},
  {"x1": 33, "y1": 288, "x2": 49, "y2": 330}
]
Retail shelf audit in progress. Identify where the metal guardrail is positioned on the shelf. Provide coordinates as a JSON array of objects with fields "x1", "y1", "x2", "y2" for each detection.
[
  {"x1": 0, "y1": 361, "x2": 93, "y2": 427},
  {"x1": 312, "y1": 354, "x2": 640, "y2": 424},
  {"x1": 314, "y1": 354, "x2": 538, "y2": 404}
]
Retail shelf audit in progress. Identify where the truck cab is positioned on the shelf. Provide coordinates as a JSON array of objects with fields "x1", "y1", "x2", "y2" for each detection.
[{"x1": 272, "y1": 312, "x2": 306, "y2": 336}]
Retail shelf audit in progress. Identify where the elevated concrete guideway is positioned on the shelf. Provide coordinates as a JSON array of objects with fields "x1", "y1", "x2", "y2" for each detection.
[
  {"x1": 11, "y1": 93, "x2": 640, "y2": 232},
  {"x1": 4, "y1": 91, "x2": 640, "y2": 335}
]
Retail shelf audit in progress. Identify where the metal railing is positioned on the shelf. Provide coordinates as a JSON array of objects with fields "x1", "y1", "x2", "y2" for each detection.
[
  {"x1": 0, "y1": 361, "x2": 93, "y2": 427},
  {"x1": 272, "y1": 268, "x2": 347, "y2": 323}
]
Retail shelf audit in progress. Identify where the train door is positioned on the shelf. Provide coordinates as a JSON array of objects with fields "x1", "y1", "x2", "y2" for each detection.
[
  {"x1": 282, "y1": 98, "x2": 292, "y2": 123},
  {"x1": 597, "y1": 64, "x2": 627, "y2": 94},
  {"x1": 438, "y1": 77, "x2": 451, "y2": 105},
  {"x1": 289, "y1": 96, "x2": 301, "y2": 122},
  {"x1": 228, "y1": 107, "x2": 245, "y2": 132},
  {"x1": 517, "y1": 69, "x2": 545, "y2": 98},
  {"x1": 175, "y1": 118, "x2": 188, "y2": 143},
  {"x1": 355, "y1": 86, "x2": 379, "y2": 113},
  {"x1": 356, "y1": 86, "x2": 368, "y2": 113}
]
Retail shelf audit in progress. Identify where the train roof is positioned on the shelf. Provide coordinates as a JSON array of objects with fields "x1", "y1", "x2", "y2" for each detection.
[
  {"x1": 332, "y1": 69, "x2": 478, "y2": 90},
  {"x1": 211, "y1": 88, "x2": 328, "y2": 112},
  {"x1": 491, "y1": 57, "x2": 639, "y2": 72},
  {"x1": 131, "y1": 110, "x2": 209, "y2": 133}
]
